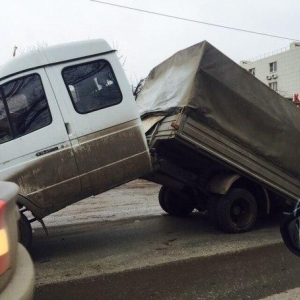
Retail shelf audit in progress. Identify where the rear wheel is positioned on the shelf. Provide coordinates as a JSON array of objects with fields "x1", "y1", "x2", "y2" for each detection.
[
  {"x1": 217, "y1": 188, "x2": 258, "y2": 233},
  {"x1": 18, "y1": 212, "x2": 32, "y2": 249},
  {"x1": 158, "y1": 186, "x2": 194, "y2": 217},
  {"x1": 158, "y1": 186, "x2": 169, "y2": 213}
]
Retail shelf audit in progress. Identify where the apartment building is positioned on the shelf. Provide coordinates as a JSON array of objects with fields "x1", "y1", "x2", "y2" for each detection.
[{"x1": 240, "y1": 42, "x2": 300, "y2": 101}]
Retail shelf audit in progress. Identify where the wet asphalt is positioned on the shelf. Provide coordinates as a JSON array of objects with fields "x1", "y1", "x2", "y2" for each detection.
[
  {"x1": 30, "y1": 181, "x2": 300, "y2": 300},
  {"x1": 34, "y1": 242, "x2": 300, "y2": 300}
]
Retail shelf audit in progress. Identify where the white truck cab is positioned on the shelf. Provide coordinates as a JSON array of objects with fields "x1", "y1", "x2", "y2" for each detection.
[{"x1": 0, "y1": 39, "x2": 152, "y2": 245}]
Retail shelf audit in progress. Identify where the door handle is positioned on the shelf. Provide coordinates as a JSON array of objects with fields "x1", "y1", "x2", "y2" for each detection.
[
  {"x1": 65, "y1": 123, "x2": 71, "y2": 134},
  {"x1": 65, "y1": 123, "x2": 75, "y2": 138}
]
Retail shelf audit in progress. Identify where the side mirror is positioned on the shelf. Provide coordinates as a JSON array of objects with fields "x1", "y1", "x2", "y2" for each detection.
[{"x1": 280, "y1": 207, "x2": 300, "y2": 257}]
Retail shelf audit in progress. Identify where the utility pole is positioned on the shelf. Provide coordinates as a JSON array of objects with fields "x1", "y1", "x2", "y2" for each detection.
[{"x1": 13, "y1": 46, "x2": 18, "y2": 57}]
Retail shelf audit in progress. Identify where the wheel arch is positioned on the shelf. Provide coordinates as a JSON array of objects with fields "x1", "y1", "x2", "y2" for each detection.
[
  {"x1": 17, "y1": 194, "x2": 46, "y2": 219},
  {"x1": 208, "y1": 173, "x2": 241, "y2": 195},
  {"x1": 208, "y1": 173, "x2": 270, "y2": 215}
]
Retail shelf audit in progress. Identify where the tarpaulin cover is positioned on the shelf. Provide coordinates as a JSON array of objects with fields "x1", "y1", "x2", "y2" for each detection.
[{"x1": 136, "y1": 41, "x2": 300, "y2": 178}]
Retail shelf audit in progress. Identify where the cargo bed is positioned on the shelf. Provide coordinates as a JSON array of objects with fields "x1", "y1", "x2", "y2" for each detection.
[
  {"x1": 137, "y1": 40, "x2": 300, "y2": 233},
  {"x1": 145, "y1": 112, "x2": 300, "y2": 202}
]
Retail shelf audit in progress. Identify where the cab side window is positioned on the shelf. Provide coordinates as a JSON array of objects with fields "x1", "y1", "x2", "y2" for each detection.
[
  {"x1": 62, "y1": 60, "x2": 122, "y2": 114},
  {"x1": 0, "y1": 74, "x2": 52, "y2": 144}
]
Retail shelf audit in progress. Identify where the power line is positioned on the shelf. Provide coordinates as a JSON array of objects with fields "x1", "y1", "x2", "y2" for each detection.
[{"x1": 90, "y1": 0, "x2": 300, "y2": 42}]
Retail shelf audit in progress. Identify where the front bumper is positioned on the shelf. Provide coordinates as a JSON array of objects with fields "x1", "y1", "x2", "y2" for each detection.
[{"x1": 0, "y1": 244, "x2": 35, "y2": 300}]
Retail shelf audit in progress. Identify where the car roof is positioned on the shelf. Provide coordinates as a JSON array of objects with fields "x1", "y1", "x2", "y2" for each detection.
[{"x1": 0, "y1": 39, "x2": 113, "y2": 81}]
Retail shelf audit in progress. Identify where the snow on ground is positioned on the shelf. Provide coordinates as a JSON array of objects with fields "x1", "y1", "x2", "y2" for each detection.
[{"x1": 33, "y1": 180, "x2": 162, "y2": 229}]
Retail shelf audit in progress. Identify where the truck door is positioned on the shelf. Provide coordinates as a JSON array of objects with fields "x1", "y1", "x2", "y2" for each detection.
[
  {"x1": 0, "y1": 69, "x2": 81, "y2": 212},
  {"x1": 45, "y1": 54, "x2": 152, "y2": 195}
]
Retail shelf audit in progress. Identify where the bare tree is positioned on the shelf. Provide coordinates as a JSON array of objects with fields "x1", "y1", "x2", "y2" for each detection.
[
  {"x1": 111, "y1": 40, "x2": 145, "y2": 99},
  {"x1": 111, "y1": 41, "x2": 126, "y2": 67},
  {"x1": 17, "y1": 41, "x2": 48, "y2": 56},
  {"x1": 132, "y1": 78, "x2": 146, "y2": 100}
]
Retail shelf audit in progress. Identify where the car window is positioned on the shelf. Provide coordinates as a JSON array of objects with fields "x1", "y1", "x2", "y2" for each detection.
[
  {"x1": 0, "y1": 74, "x2": 52, "y2": 143},
  {"x1": 62, "y1": 60, "x2": 122, "y2": 114},
  {"x1": 0, "y1": 94, "x2": 13, "y2": 144}
]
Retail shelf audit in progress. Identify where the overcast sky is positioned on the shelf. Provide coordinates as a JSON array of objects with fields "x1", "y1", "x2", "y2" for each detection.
[{"x1": 0, "y1": 0, "x2": 299, "y2": 84}]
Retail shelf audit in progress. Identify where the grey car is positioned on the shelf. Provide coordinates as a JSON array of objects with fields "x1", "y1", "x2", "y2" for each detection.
[{"x1": 0, "y1": 181, "x2": 34, "y2": 300}]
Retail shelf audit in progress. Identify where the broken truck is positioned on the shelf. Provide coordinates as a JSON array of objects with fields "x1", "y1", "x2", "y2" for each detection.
[{"x1": 0, "y1": 39, "x2": 298, "y2": 247}]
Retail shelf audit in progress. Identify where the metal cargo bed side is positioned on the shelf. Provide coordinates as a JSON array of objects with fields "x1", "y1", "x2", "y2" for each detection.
[{"x1": 145, "y1": 113, "x2": 300, "y2": 203}]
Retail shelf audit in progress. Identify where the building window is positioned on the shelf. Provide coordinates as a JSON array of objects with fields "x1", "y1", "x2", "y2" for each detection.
[
  {"x1": 63, "y1": 59, "x2": 123, "y2": 114},
  {"x1": 249, "y1": 68, "x2": 255, "y2": 76},
  {"x1": 269, "y1": 61, "x2": 277, "y2": 72},
  {"x1": 0, "y1": 74, "x2": 52, "y2": 144},
  {"x1": 269, "y1": 82, "x2": 277, "y2": 91}
]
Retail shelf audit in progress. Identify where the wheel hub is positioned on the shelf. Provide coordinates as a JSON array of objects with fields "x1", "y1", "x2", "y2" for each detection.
[{"x1": 232, "y1": 205, "x2": 241, "y2": 215}]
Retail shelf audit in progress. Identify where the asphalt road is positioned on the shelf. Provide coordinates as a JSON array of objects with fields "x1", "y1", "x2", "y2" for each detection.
[
  {"x1": 34, "y1": 243, "x2": 300, "y2": 300},
  {"x1": 29, "y1": 180, "x2": 300, "y2": 299}
]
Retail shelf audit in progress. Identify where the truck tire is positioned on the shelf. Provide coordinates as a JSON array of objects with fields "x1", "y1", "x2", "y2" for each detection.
[
  {"x1": 158, "y1": 186, "x2": 169, "y2": 213},
  {"x1": 18, "y1": 213, "x2": 32, "y2": 249},
  {"x1": 217, "y1": 188, "x2": 258, "y2": 233},
  {"x1": 158, "y1": 186, "x2": 194, "y2": 217}
]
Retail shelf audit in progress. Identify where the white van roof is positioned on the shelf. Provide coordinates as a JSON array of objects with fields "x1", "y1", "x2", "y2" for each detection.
[{"x1": 0, "y1": 39, "x2": 113, "y2": 80}]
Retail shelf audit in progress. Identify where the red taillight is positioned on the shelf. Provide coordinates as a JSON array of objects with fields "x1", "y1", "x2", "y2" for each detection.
[{"x1": 0, "y1": 200, "x2": 10, "y2": 275}]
